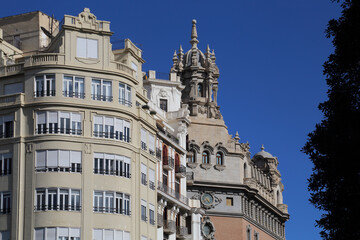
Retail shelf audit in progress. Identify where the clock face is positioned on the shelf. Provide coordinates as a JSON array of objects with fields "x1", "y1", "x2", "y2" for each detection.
[
  {"x1": 201, "y1": 193, "x2": 214, "y2": 205},
  {"x1": 203, "y1": 223, "x2": 211, "y2": 236}
]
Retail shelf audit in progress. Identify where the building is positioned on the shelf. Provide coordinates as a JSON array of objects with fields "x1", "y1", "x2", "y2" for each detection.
[
  {"x1": 169, "y1": 20, "x2": 289, "y2": 240},
  {"x1": 0, "y1": 8, "x2": 289, "y2": 240}
]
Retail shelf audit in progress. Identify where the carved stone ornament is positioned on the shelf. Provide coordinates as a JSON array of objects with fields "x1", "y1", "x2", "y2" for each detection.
[
  {"x1": 84, "y1": 143, "x2": 92, "y2": 154},
  {"x1": 201, "y1": 216, "x2": 216, "y2": 239},
  {"x1": 192, "y1": 191, "x2": 222, "y2": 210},
  {"x1": 240, "y1": 142, "x2": 250, "y2": 152},
  {"x1": 159, "y1": 89, "x2": 167, "y2": 98},
  {"x1": 26, "y1": 143, "x2": 33, "y2": 153}
]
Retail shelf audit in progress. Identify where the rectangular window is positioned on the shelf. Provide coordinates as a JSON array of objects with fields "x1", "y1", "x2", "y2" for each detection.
[
  {"x1": 175, "y1": 177, "x2": 180, "y2": 194},
  {"x1": 226, "y1": 197, "x2": 234, "y2": 206},
  {"x1": 119, "y1": 83, "x2": 132, "y2": 107},
  {"x1": 35, "y1": 74, "x2": 55, "y2": 97},
  {"x1": 149, "y1": 168, "x2": 155, "y2": 190},
  {"x1": 34, "y1": 228, "x2": 80, "y2": 240},
  {"x1": 77, "y1": 37, "x2": 98, "y2": 59},
  {"x1": 149, "y1": 204, "x2": 155, "y2": 225},
  {"x1": 93, "y1": 115, "x2": 131, "y2": 142},
  {"x1": 63, "y1": 75, "x2": 85, "y2": 98},
  {"x1": 92, "y1": 79, "x2": 112, "y2": 102},
  {"x1": 93, "y1": 191, "x2": 130, "y2": 215},
  {"x1": 131, "y1": 61, "x2": 138, "y2": 78},
  {"x1": 93, "y1": 153, "x2": 130, "y2": 178},
  {"x1": 34, "y1": 188, "x2": 81, "y2": 212},
  {"x1": 148, "y1": 134, "x2": 155, "y2": 155},
  {"x1": 4, "y1": 82, "x2": 23, "y2": 95},
  {"x1": 0, "y1": 231, "x2": 10, "y2": 240},
  {"x1": 159, "y1": 99, "x2": 168, "y2": 112},
  {"x1": 0, "y1": 153, "x2": 12, "y2": 176},
  {"x1": 141, "y1": 163, "x2": 147, "y2": 186},
  {"x1": 0, "y1": 192, "x2": 11, "y2": 214},
  {"x1": 93, "y1": 229, "x2": 131, "y2": 240},
  {"x1": 35, "y1": 150, "x2": 81, "y2": 173},
  {"x1": 36, "y1": 111, "x2": 82, "y2": 135},
  {"x1": 140, "y1": 128, "x2": 147, "y2": 150},
  {"x1": 0, "y1": 115, "x2": 14, "y2": 138},
  {"x1": 141, "y1": 199, "x2": 147, "y2": 221}
]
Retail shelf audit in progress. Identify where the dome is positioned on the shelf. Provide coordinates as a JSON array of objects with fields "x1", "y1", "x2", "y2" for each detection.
[
  {"x1": 254, "y1": 145, "x2": 273, "y2": 158},
  {"x1": 183, "y1": 48, "x2": 205, "y2": 67}
]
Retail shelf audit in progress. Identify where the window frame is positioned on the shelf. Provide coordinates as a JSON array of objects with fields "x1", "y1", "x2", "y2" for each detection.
[{"x1": 34, "y1": 74, "x2": 55, "y2": 97}]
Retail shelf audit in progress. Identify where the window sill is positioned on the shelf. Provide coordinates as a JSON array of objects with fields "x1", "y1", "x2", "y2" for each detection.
[
  {"x1": 214, "y1": 164, "x2": 226, "y2": 171},
  {"x1": 200, "y1": 163, "x2": 212, "y2": 170},
  {"x1": 187, "y1": 162, "x2": 198, "y2": 169}
]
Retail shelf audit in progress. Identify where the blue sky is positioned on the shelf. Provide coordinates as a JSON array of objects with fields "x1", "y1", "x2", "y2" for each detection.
[{"x1": 0, "y1": 0, "x2": 342, "y2": 239}]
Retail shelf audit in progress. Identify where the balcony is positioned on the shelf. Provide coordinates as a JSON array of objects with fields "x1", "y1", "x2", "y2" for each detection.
[
  {"x1": 177, "y1": 226, "x2": 189, "y2": 237},
  {"x1": 157, "y1": 181, "x2": 189, "y2": 205},
  {"x1": 164, "y1": 220, "x2": 176, "y2": 233},
  {"x1": 175, "y1": 164, "x2": 186, "y2": 178},
  {"x1": 163, "y1": 156, "x2": 174, "y2": 170},
  {"x1": 157, "y1": 214, "x2": 164, "y2": 227},
  {"x1": 0, "y1": 93, "x2": 24, "y2": 107}
]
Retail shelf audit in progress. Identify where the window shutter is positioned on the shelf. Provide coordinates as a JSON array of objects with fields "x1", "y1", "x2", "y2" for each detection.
[
  {"x1": 77, "y1": 37, "x2": 87, "y2": 58},
  {"x1": 116, "y1": 119, "x2": 123, "y2": 131},
  {"x1": 141, "y1": 128, "x2": 147, "y2": 144},
  {"x1": 46, "y1": 228, "x2": 56, "y2": 240},
  {"x1": 48, "y1": 112, "x2": 58, "y2": 123},
  {"x1": 104, "y1": 229, "x2": 114, "y2": 240},
  {"x1": 37, "y1": 112, "x2": 46, "y2": 124},
  {"x1": 93, "y1": 229, "x2": 103, "y2": 240},
  {"x1": 94, "y1": 116, "x2": 103, "y2": 125},
  {"x1": 141, "y1": 163, "x2": 147, "y2": 174},
  {"x1": 71, "y1": 113, "x2": 81, "y2": 122},
  {"x1": 35, "y1": 228, "x2": 45, "y2": 240},
  {"x1": 94, "y1": 152, "x2": 104, "y2": 159},
  {"x1": 149, "y1": 168, "x2": 155, "y2": 183},
  {"x1": 58, "y1": 227, "x2": 68, "y2": 237},
  {"x1": 59, "y1": 112, "x2": 70, "y2": 119},
  {"x1": 105, "y1": 117, "x2": 114, "y2": 126},
  {"x1": 59, "y1": 150, "x2": 70, "y2": 167},
  {"x1": 123, "y1": 231, "x2": 130, "y2": 240},
  {"x1": 71, "y1": 151, "x2": 81, "y2": 164},
  {"x1": 115, "y1": 230, "x2": 123, "y2": 240},
  {"x1": 148, "y1": 134, "x2": 155, "y2": 151},
  {"x1": 70, "y1": 228, "x2": 80, "y2": 238},
  {"x1": 47, "y1": 150, "x2": 58, "y2": 167},
  {"x1": 87, "y1": 39, "x2": 98, "y2": 59},
  {"x1": 36, "y1": 151, "x2": 46, "y2": 168}
]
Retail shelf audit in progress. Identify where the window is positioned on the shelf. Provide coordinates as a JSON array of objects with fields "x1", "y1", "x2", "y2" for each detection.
[
  {"x1": 92, "y1": 79, "x2": 112, "y2": 101},
  {"x1": 175, "y1": 177, "x2": 180, "y2": 194},
  {"x1": 119, "y1": 83, "x2": 132, "y2": 107},
  {"x1": 93, "y1": 191, "x2": 130, "y2": 215},
  {"x1": 36, "y1": 111, "x2": 82, "y2": 135},
  {"x1": 93, "y1": 153, "x2": 130, "y2": 178},
  {"x1": 198, "y1": 83, "x2": 203, "y2": 97},
  {"x1": 159, "y1": 99, "x2": 168, "y2": 112},
  {"x1": 35, "y1": 74, "x2": 55, "y2": 97},
  {"x1": 149, "y1": 204, "x2": 155, "y2": 225},
  {"x1": 93, "y1": 115, "x2": 130, "y2": 142},
  {"x1": 0, "y1": 192, "x2": 11, "y2": 214},
  {"x1": 202, "y1": 151, "x2": 209, "y2": 164},
  {"x1": 141, "y1": 163, "x2": 147, "y2": 186},
  {"x1": 35, "y1": 150, "x2": 82, "y2": 173},
  {"x1": 149, "y1": 168, "x2": 155, "y2": 190},
  {"x1": 77, "y1": 37, "x2": 98, "y2": 59},
  {"x1": 254, "y1": 232, "x2": 259, "y2": 240},
  {"x1": 148, "y1": 134, "x2": 155, "y2": 155},
  {"x1": 34, "y1": 227, "x2": 80, "y2": 240},
  {"x1": 0, "y1": 153, "x2": 12, "y2": 176},
  {"x1": 0, "y1": 231, "x2": 10, "y2": 240},
  {"x1": 0, "y1": 115, "x2": 14, "y2": 138},
  {"x1": 34, "y1": 188, "x2": 81, "y2": 211},
  {"x1": 141, "y1": 128, "x2": 147, "y2": 150},
  {"x1": 141, "y1": 199, "x2": 147, "y2": 221},
  {"x1": 63, "y1": 75, "x2": 85, "y2": 98},
  {"x1": 4, "y1": 82, "x2": 23, "y2": 95},
  {"x1": 163, "y1": 169, "x2": 168, "y2": 186},
  {"x1": 187, "y1": 150, "x2": 196, "y2": 163},
  {"x1": 226, "y1": 197, "x2": 233, "y2": 206},
  {"x1": 247, "y1": 227, "x2": 251, "y2": 240},
  {"x1": 131, "y1": 61, "x2": 138, "y2": 78},
  {"x1": 216, "y1": 152, "x2": 223, "y2": 165},
  {"x1": 93, "y1": 229, "x2": 130, "y2": 240}
]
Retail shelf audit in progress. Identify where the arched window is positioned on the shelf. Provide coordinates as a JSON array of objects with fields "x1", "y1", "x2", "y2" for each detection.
[
  {"x1": 162, "y1": 145, "x2": 168, "y2": 164},
  {"x1": 216, "y1": 152, "x2": 223, "y2": 165},
  {"x1": 187, "y1": 150, "x2": 196, "y2": 163},
  {"x1": 175, "y1": 154, "x2": 180, "y2": 168},
  {"x1": 198, "y1": 83, "x2": 203, "y2": 97},
  {"x1": 202, "y1": 151, "x2": 209, "y2": 164},
  {"x1": 247, "y1": 227, "x2": 251, "y2": 240}
]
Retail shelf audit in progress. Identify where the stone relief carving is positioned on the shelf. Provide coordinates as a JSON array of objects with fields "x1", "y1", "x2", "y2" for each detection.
[
  {"x1": 84, "y1": 143, "x2": 92, "y2": 154},
  {"x1": 158, "y1": 89, "x2": 167, "y2": 98},
  {"x1": 26, "y1": 143, "x2": 33, "y2": 153},
  {"x1": 201, "y1": 216, "x2": 216, "y2": 240},
  {"x1": 191, "y1": 191, "x2": 222, "y2": 210},
  {"x1": 240, "y1": 142, "x2": 250, "y2": 152}
]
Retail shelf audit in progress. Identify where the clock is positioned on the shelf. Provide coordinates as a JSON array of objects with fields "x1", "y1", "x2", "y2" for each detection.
[
  {"x1": 203, "y1": 223, "x2": 211, "y2": 236},
  {"x1": 201, "y1": 217, "x2": 215, "y2": 239},
  {"x1": 201, "y1": 193, "x2": 214, "y2": 206}
]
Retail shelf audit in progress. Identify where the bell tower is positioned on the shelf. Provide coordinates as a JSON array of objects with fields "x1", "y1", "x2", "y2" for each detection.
[{"x1": 171, "y1": 20, "x2": 221, "y2": 119}]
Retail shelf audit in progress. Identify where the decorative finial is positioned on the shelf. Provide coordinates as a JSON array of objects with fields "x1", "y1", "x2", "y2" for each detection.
[
  {"x1": 173, "y1": 50, "x2": 177, "y2": 57},
  {"x1": 261, "y1": 144, "x2": 265, "y2": 151},
  {"x1": 234, "y1": 131, "x2": 240, "y2": 142},
  {"x1": 190, "y1": 19, "x2": 199, "y2": 48}
]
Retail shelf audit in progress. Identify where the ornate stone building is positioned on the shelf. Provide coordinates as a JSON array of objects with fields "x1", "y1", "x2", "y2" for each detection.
[{"x1": 170, "y1": 20, "x2": 289, "y2": 240}]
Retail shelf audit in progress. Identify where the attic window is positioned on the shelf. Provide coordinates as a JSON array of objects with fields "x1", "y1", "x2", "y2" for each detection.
[{"x1": 77, "y1": 37, "x2": 98, "y2": 59}]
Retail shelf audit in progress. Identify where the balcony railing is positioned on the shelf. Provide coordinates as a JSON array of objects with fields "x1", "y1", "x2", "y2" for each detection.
[
  {"x1": 177, "y1": 226, "x2": 189, "y2": 236},
  {"x1": 91, "y1": 94, "x2": 113, "y2": 102},
  {"x1": 93, "y1": 207, "x2": 131, "y2": 215},
  {"x1": 163, "y1": 156, "x2": 174, "y2": 170},
  {"x1": 93, "y1": 169, "x2": 131, "y2": 178},
  {"x1": 164, "y1": 220, "x2": 176, "y2": 233},
  {"x1": 157, "y1": 181, "x2": 189, "y2": 205},
  {"x1": 36, "y1": 166, "x2": 82, "y2": 173},
  {"x1": 34, "y1": 205, "x2": 81, "y2": 212},
  {"x1": 36, "y1": 128, "x2": 82, "y2": 136},
  {"x1": 63, "y1": 91, "x2": 85, "y2": 99},
  {"x1": 156, "y1": 148, "x2": 161, "y2": 160},
  {"x1": 0, "y1": 208, "x2": 11, "y2": 214},
  {"x1": 149, "y1": 181, "x2": 155, "y2": 190},
  {"x1": 175, "y1": 164, "x2": 186, "y2": 178},
  {"x1": 141, "y1": 141, "x2": 147, "y2": 150},
  {"x1": 93, "y1": 131, "x2": 131, "y2": 143},
  {"x1": 119, "y1": 98, "x2": 132, "y2": 107},
  {"x1": 34, "y1": 90, "x2": 56, "y2": 97}
]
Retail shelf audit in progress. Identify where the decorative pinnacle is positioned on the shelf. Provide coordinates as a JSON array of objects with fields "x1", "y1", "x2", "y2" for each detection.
[
  {"x1": 261, "y1": 144, "x2": 265, "y2": 151},
  {"x1": 235, "y1": 131, "x2": 240, "y2": 141},
  {"x1": 190, "y1": 19, "x2": 199, "y2": 48},
  {"x1": 178, "y1": 45, "x2": 183, "y2": 54}
]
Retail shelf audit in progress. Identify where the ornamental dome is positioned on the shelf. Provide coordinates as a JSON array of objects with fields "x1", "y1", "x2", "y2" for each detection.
[
  {"x1": 183, "y1": 48, "x2": 205, "y2": 67},
  {"x1": 254, "y1": 145, "x2": 273, "y2": 159}
]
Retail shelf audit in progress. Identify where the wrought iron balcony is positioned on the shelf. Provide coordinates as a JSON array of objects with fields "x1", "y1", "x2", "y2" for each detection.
[
  {"x1": 164, "y1": 220, "x2": 176, "y2": 233},
  {"x1": 175, "y1": 164, "x2": 186, "y2": 178},
  {"x1": 163, "y1": 156, "x2": 174, "y2": 170},
  {"x1": 157, "y1": 214, "x2": 164, "y2": 227},
  {"x1": 156, "y1": 148, "x2": 162, "y2": 160},
  {"x1": 177, "y1": 226, "x2": 189, "y2": 237},
  {"x1": 157, "y1": 181, "x2": 189, "y2": 205}
]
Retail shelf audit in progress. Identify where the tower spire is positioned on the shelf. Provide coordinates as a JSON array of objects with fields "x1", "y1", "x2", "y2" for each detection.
[{"x1": 190, "y1": 19, "x2": 199, "y2": 49}]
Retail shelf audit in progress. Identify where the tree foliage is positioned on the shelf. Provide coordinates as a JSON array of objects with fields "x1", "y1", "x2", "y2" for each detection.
[{"x1": 303, "y1": 0, "x2": 360, "y2": 239}]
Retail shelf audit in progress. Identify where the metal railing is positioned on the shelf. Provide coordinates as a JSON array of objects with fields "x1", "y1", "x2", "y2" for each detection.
[
  {"x1": 36, "y1": 167, "x2": 82, "y2": 173},
  {"x1": 34, "y1": 205, "x2": 81, "y2": 211},
  {"x1": 34, "y1": 90, "x2": 56, "y2": 97},
  {"x1": 0, "y1": 170, "x2": 11, "y2": 176},
  {"x1": 141, "y1": 142, "x2": 147, "y2": 150},
  {"x1": 149, "y1": 181, "x2": 155, "y2": 190},
  {"x1": 156, "y1": 148, "x2": 162, "y2": 160},
  {"x1": 119, "y1": 98, "x2": 132, "y2": 107},
  {"x1": 157, "y1": 181, "x2": 189, "y2": 205},
  {"x1": 0, "y1": 208, "x2": 11, "y2": 214},
  {"x1": 93, "y1": 207, "x2": 131, "y2": 215},
  {"x1": 93, "y1": 169, "x2": 131, "y2": 178},
  {"x1": 91, "y1": 94, "x2": 113, "y2": 102},
  {"x1": 163, "y1": 156, "x2": 174, "y2": 169},
  {"x1": 164, "y1": 220, "x2": 176, "y2": 233},
  {"x1": 36, "y1": 128, "x2": 82, "y2": 135},
  {"x1": 175, "y1": 164, "x2": 186, "y2": 174},
  {"x1": 63, "y1": 91, "x2": 85, "y2": 99},
  {"x1": 93, "y1": 131, "x2": 131, "y2": 142},
  {"x1": 177, "y1": 226, "x2": 189, "y2": 236}
]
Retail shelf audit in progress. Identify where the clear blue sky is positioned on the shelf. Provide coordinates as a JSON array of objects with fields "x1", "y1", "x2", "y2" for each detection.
[{"x1": 0, "y1": 0, "x2": 341, "y2": 239}]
